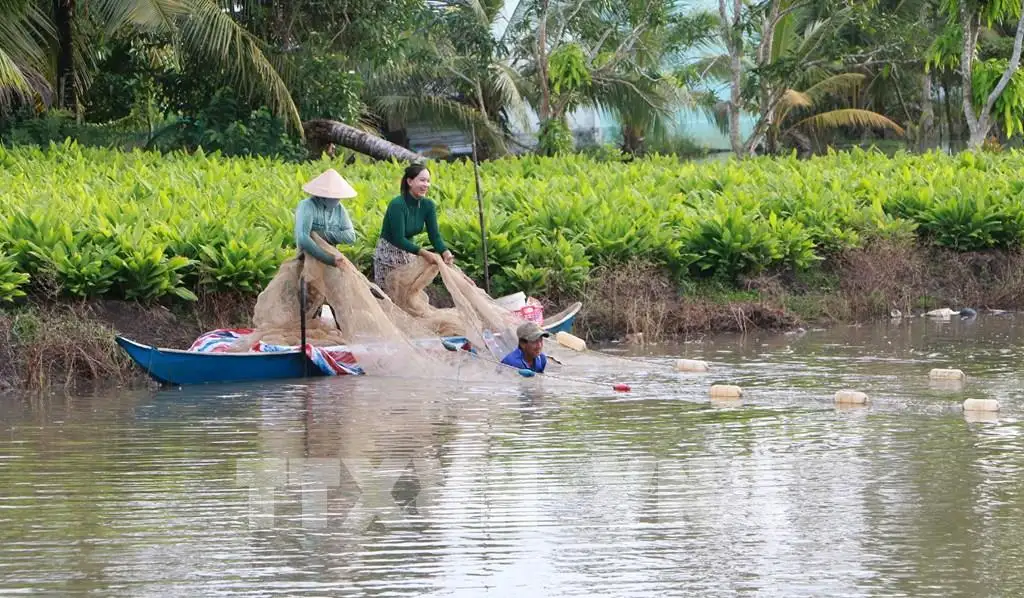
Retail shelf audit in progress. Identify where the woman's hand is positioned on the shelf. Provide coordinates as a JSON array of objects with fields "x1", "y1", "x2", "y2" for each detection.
[
  {"x1": 334, "y1": 254, "x2": 350, "y2": 269},
  {"x1": 442, "y1": 250, "x2": 454, "y2": 266},
  {"x1": 418, "y1": 248, "x2": 443, "y2": 265}
]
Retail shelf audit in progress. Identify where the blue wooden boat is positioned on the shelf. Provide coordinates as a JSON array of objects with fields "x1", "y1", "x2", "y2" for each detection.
[
  {"x1": 117, "y1": 336, "x2": 322, "y2": 385},
  {"x1": 117, "y1": 302, "x2": 581, "y2": 386}
]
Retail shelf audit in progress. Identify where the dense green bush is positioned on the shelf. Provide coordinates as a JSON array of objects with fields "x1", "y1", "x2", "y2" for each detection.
[{"x1": 2, "y1": 143, "x2": 1024, "y2": 303}]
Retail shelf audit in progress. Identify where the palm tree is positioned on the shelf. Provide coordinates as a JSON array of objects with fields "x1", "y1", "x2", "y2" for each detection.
[
  {"x1": 696, "y1": 0, "x2": 905, "y2": 156},
  {"x1": 507, "y1": 0, "x2": 714, "y2": 154},
  {"x1": 0, "y1": 0, "x2": 51, "y2": 106},
  {"x1": 361, "y1": 0, "x2": 529, "y2": 157},
  {"x1": 768, "y1": 73, "x2": 905, "y2": 154},
  {"x1": 591, "y1": 10, "x2": 718, "y2": 154},
  {"x1": 0, "y1": 0, "x2": 300, "y2": 131}
]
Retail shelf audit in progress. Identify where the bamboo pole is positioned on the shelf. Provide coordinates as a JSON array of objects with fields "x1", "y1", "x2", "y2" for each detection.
[{"x1": 470, "y1": 121, "x2": 491, "y2": 295}]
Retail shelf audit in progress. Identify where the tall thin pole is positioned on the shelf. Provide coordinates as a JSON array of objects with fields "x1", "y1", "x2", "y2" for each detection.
[
  {"x1": 470, "y1": 121, "x2": 491, "y2": 295},
  {"x1": 299, "y1": 276, "x2": 309, "y2": 378}
]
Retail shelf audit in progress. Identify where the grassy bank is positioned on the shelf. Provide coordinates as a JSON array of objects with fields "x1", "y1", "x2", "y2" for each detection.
[
  {"x1": 0, "y1": 294, "x2": 256, "y2": 392},
  {"x1": 3, "y1": 143, "x2": 1024, "y2": 388}
]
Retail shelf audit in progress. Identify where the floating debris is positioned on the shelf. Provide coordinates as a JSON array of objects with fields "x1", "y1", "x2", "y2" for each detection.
[
  {"x1": 835, "y1": 390, "x2": 869, "y2": 405},
  {"x1": 555, "y1": 331, "x2": 587, "y2": 352},
  {"x1": 676, "y1": 359, "x2": 710, "y2": 372},
  {"x1": 929, "y1": 368, "x2": 966, "y2": 380},
  {"x1": 963, "y1": 398, "x2": 999, "y2": 412},
  {"x1": 710, "y1": 385, "x2": 742, "y2": 398}
]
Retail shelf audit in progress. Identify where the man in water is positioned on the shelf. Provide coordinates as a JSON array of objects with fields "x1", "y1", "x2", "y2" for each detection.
[{"x1": 501, "y1": 322, "x2": 550, "y2": 373}]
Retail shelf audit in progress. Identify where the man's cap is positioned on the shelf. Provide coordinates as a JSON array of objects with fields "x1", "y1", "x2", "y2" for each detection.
[{"x1": 517, "y1": 321, "x2": 550, "y2": 342}]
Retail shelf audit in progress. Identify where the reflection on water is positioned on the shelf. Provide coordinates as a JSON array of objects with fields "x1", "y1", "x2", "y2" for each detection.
[{"x1": 2, "y1": 314, "x2": 1024, "y2": 596}]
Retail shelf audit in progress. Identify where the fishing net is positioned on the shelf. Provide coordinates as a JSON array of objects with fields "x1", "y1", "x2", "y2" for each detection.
[
  {"x1": 383, "y1": 259, "x2": 464, "y2": 337},
  {"x1": 228, "y1": 234, "x2": 529, "y2": 382},
  {"x1": 239, "y1": 257, "x2": 347, "y2": 347}
]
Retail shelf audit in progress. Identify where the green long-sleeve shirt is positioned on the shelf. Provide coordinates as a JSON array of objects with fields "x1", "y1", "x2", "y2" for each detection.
[
  {"x1": 294, "y1": 196, "x2": 356, "y2": 265},
  {"x1": 379, "y1": 194, "x2": 447, "y2": 254}
]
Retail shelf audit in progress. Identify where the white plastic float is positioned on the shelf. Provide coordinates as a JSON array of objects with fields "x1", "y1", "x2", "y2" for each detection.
[{"x1": 835, "y1": 390, "x2": 869, "y2": 405}]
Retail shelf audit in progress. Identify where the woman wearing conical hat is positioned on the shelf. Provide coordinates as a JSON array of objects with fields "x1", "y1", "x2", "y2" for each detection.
[
  {"x1": 229, "y1": 168, "x2": 361, "y2": 349},
  {"x1": 295, "y1": 168, "x2": 358, "y2": 267}
]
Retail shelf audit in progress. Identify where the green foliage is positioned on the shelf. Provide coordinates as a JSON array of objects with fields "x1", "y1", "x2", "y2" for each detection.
[
  {"x1": 289, "y1": 45, "x2": 364, "y2": 124},
  {"x1": 941, "y1": 0, "x2": 1022, "y2": 27},
  {"x1": 513, "y1": 232, "x2": 592, "y2": 299},
  {"x1": 972, "y1": 59, "x2": 1024, "y2": 138},
  {"x1": 548, "y1": 43, "x2": 592, "y2": 96},
  {"x1": 4, "y1": 143, "x2": 1024, "y2": 303},
  {"x1": 925, "y1": 25, "x2": 963, "y2": 74},
  {"x1": 644, "y1": 134, "x2": 709, "y2": 159},
  {"x1": 0, "y1": 110, "x2": 157, "y2": 149},
  {"x1": 164, "y1": 92, "x2": 307, "y2": 160},
  {"x1": 0, "y1": 253, "x2": 29, "y2": 302},
  {"x1": 679, "y1": 202, "x2": 806, "y2": 282},
  {"x1": 33, "y1": 238, "x2": 121, "y2": 298},
  {"x1": 0, "y1": 99, "x2": 307, "y2": 160},
  {"x1": 197, "y1": 232, "x2": 289, "y2": 294},
  {"x1": 918, "y1": 192, "x2": 1024, "y2": 250},
  {"x1": 537, "y1": 118, "x2": 574, "y2": 156},
  {"x1": 109, "y1": 243, "x2": 196, "y2": 302}
]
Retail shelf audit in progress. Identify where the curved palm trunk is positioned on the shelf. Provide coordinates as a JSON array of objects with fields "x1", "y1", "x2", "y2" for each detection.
[{"x1": 303, "y1": 119, "x2": 422, "y2": 162}]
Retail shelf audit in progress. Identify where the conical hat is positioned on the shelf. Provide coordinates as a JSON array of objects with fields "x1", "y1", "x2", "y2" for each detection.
[{"x1": 302, "y1": 169, "x2": 357, "y2": 199}]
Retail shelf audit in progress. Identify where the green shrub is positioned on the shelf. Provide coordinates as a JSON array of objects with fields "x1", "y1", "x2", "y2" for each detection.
[
  {"x1": 1, "y1": 143, "x2": 1024, "y2": 304},
  {"x1": 0, "y1": 254, "x2": 29, "y2": 302}
]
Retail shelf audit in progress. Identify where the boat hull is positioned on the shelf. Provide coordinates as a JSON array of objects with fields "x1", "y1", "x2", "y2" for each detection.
[{"x1": 116, "y1": 336, "x2": 324, "y2": 385}]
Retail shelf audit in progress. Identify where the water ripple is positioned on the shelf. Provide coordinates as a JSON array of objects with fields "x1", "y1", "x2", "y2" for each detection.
[{"x1": 2, "y1": 315, "x2": 1024, "y2": 595}]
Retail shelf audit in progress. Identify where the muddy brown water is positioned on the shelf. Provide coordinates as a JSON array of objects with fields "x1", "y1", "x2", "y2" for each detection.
[{"x1": 2, "y1": 313, "x2": 1024, "y2": 596}]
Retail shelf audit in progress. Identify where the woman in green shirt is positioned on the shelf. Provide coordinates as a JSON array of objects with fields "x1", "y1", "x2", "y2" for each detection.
[{"x1": 373, "y1": 163, "x2": 454, "y2": 291}]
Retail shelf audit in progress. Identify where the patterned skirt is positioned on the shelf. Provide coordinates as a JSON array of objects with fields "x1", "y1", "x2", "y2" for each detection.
[{"x1": 373, "y1": 236, "x2": 416, "y2": 290}]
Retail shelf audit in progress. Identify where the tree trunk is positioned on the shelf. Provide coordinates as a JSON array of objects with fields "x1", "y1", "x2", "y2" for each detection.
[
  {"x1": 765, "y1": 126, "x2": 779, "y2": 155},
  {"x1": 943, "y1": 79, "x2": 956, "y2": 148},
  {"x1": 272, "y1": 0, "x2": 290, "y2": 48},
  {"x1": 474, "y1": 82, "x2": 489, "y2": 123},
  {"x1": 720, "y1": 0, "x2": 744, "y2": 157},
  {"x1": 303, "y1": 119, "x2": 423, "y2": 162},
  {"x1": 919, "y1": 72, "x2": 935, "y2": 151},
  {"x1": 961, "y1": 0, "x2": 1024, "y2": 148},
  {"x1": 54, "y1": 0, "x2": 75, "y2": 112},
  {"x1": 536, "y1": 0, "x2": 551, "y2": 121},
  {"x1": 727, "y1": 52, "x2": 744, "y2": 156},
  {"x1": 754, "y1": 0, "x2": 784, "y2": 156},
  {"x1": 621, "y1": 124, "x2": 644, "y2": 154}
]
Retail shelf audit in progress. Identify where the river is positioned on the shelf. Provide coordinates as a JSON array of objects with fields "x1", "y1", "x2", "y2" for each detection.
[{"x1": 2, "y1": 313, "x2": 1023, "y2": 596}]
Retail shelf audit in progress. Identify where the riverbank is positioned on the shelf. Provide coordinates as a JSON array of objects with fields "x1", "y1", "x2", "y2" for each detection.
[
  {"x1": 3, "y1": 239, "x2": 1021, "y2": 391},
  {"x1": 579, "y1": 240, "x2": 1024, "y2": 341},
  {"x1": 0, "y1": 294, "x2": 256, "y2": 392}
]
